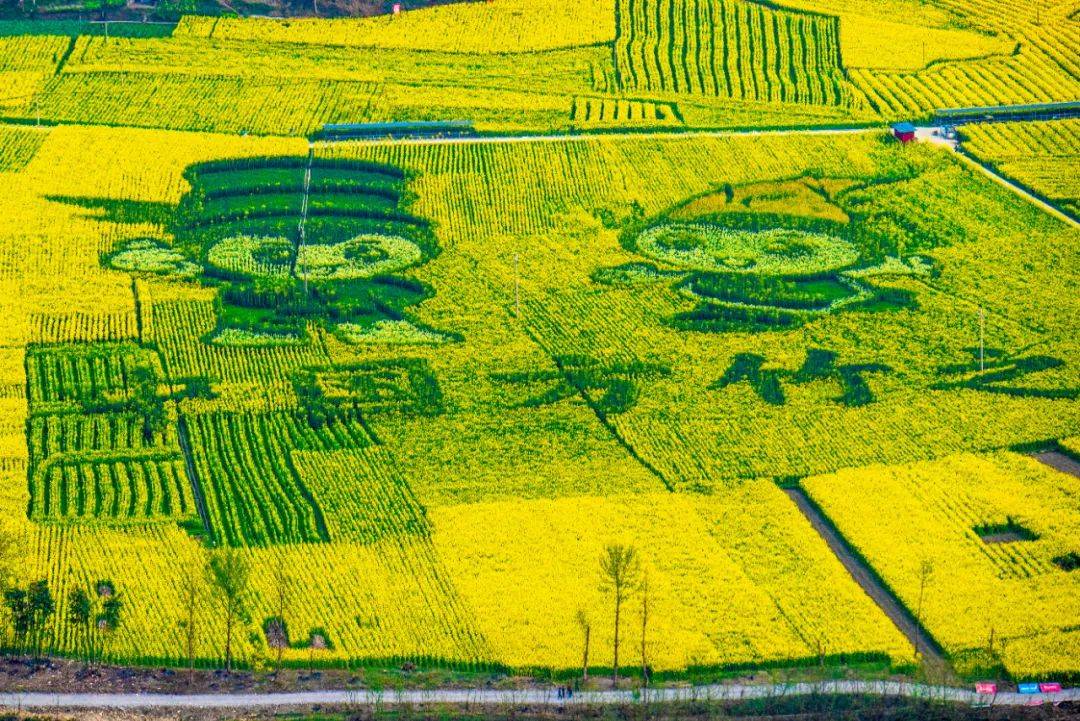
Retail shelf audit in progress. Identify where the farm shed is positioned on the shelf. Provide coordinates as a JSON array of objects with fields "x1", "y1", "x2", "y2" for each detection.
[{"x1": 892, "y1": 122, "x2": 916, "y2": 143}]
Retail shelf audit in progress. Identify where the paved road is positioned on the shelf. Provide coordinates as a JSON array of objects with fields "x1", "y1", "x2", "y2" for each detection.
[
  {"x1": 914, "y1": 125, "x2": 1078, "y2": 230},
  {"x1": 0, "y1": 681, "x2": 1075, "y2": 709},
  {"x1": 784, "y1": 489, "x2": 951, "y2": 675},
  {"x1": 329, "y1": 125, "x2": 881, "y2": 148}
]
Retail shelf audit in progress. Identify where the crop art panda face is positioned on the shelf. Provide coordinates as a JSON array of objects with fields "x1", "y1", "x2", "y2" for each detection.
[
  {"x1": 593, "y1": 178, "x2": 936, "y2": 334},
  {"x1": 107, "y1": 156, "x2": 453, "y2": 346}
]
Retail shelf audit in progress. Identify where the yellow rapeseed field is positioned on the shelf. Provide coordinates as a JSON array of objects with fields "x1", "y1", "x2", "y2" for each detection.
[
  {"x1": 0, "y1": 0, "x2": 1076, "y2": 680},
  {"x1": 803, "y1": 453, "x2": 1080, "y2": 678},
  {"x1": 175, "y1": 0, "x2": 616, "y2": 52},
  {"x1": 432, "y1": 484, "x2": 910, "y2": 671}
]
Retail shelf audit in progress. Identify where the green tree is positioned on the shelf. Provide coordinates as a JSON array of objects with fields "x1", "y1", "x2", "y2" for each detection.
[
  {"x1": 129, "y1": 366, "x2": 166, "y2": 444},
  {"x1": 96, "y1": 591, "x2": 123, "y2": 663},
  {"x1": 208, "y1": 549, "x2": 250, "y2": 672},
  {"x1": 26, "y1": 580, "x2": 54, "y2": 660},
  {"x1": 66, "y1": 587, "x2": 92, "y2": 661},
  {"x1": 4, "y1": 587, "x2": 31, "y2": 655}
]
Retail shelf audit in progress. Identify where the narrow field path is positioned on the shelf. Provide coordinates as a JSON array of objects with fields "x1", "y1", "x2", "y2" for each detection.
[
  {"x1": 950, "y1": 148, "x2": 1080, "y2": 230},
  {"x1": 176, "y1": 416, "x2": 212, "y2": 537},
  {"x1": 783, "y1": 488, "x2": 953, "y2": 678},
  {"x1": 0, "y1": 680, "x2": 1075, "y2": 710},
  {"x1": 1033, "y1": 450, "x2": 1080, "y2": 478}
]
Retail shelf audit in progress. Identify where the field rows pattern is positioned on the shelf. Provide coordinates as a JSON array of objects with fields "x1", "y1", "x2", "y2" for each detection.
[{"x1": 614, "y1": 0, "x2": 853, "y2": 106}]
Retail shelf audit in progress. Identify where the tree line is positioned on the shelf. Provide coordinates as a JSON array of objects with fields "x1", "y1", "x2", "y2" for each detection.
[{"x1": 0, "y1": 522, "x2": 648, "y2": 683}]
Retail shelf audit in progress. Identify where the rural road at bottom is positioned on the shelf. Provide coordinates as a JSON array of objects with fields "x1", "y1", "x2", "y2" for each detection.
[{"x1": 0, "y1": 680, "x2": 1076, "y2": 709}]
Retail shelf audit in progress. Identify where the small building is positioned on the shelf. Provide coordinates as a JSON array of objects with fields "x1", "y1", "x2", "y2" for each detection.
[{"x1": 892, "y1": 122, "x2": 916, "y2": 143}]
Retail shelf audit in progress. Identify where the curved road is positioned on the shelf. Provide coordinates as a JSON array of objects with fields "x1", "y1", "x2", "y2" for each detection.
[{"x1": 0, "y1": 681, "x2": 1075, "y2": 710}]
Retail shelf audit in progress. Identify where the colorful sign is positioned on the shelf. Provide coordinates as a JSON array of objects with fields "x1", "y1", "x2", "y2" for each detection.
[
  {"x1": 975, "y1": 682, "x2": 997, "y2": 694},
  {"x1": 1017, "y1": 682, "x2": 1041, "y2": 694},
  {"x1": 1039, "y1": 682, "x2": 1062, "y2": 693}
]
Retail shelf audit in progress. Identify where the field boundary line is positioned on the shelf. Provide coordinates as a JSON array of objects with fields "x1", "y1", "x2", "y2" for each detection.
[
  {"x1": 176, "y1": 415, "x2": 213, "y2": 540},
  {"x1": 0, "y1": 679, "x2": 1076, "y2": 709},
  {"x1": 783, "y1": 487, "x2": 952, "y2": 676},
  {"x1": 514, "y1": 320, "x2": 677, "y2": 493}
]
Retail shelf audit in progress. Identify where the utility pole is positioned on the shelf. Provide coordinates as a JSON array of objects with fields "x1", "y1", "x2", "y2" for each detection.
[
  {"x1": 514, "y1": 253, "x2": 520, "y2": 318},
  {"x1": 979, "y1": 308, "x2": 986, "y2": 371},
  {"x1": 915, "y1": 560, "x2": 933, "y2": 660},
  {"x1": 299, "y1": 142, "x2": 314, "y2": 297}
]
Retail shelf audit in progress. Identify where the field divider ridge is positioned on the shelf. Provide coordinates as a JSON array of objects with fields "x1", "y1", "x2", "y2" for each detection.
[{"x1": 783, "y1": 486, "x2": 952, "y2": 677}]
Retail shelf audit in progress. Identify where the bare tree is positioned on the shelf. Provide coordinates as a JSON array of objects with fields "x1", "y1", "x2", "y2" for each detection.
[
  {"x1": 208, "y1": 548, "x2": 250, "y2": 672},
  {"x1": 915, "y1": 560, "x2": 933, "y2": 660},
  {"x1": 640, "y1": 573, "x2": 649, "y2": 687},
  {"x1": 179, "y1": 560, "x2": 204, "y2": 680},
  {"x1": 575, "y1": 608, "x2": 590, "y2": 684},
  {"x1": 599, "y1": 544, "x2": 640, "y2": 687},
  {"x1": 308, "y1": 629, "x2": 327, "y2": 673},
  {"x1": 96, "y1": 587, "x2": 122, "y2": 664},
  {"x1": 270, "y1": 555, "x2": 290, "y2": 674}
]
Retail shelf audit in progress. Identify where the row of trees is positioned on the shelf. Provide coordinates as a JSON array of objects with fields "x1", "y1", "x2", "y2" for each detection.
[
  {"x1": 2, "y1": 578, "x2": 123, "y2": 662},
  {"x1": 0, "y1": 541, "x2": 311, "y2": 674},
  {"x1": 188, "y1": 543, "x2": 654, "y2": 683},
  {"x1": 180, "y1": 548, "x2": 328, "y2": 674}
]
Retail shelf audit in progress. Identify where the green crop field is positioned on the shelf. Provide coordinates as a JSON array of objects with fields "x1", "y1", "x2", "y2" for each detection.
[{"x1": 0, "y1": 0, "x2": 1075, "y2": 697}]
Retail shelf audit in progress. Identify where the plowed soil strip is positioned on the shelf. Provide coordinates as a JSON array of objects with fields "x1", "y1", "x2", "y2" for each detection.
[{"x1": 1033, "y1": 450, "x2": 1080, "y2": 478}]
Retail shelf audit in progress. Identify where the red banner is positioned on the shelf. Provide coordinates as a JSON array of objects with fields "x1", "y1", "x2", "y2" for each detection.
[
  {"x1": 975, "y1": 682, "x2": 997, "y2": 694},
  {"x1": 1039, "y1": 682, "x2": 1062, "y2": 693}
]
